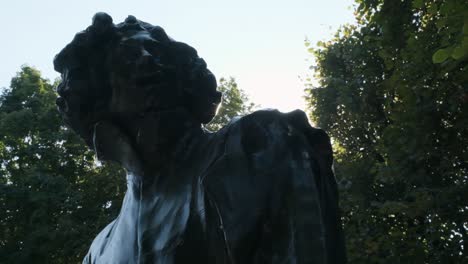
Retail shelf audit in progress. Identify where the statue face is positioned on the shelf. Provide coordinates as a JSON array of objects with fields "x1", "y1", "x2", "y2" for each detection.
[
  {"x1": 107, "y1": 30, "x2": 168, "y2": 115},
  {"x1": 106, "y1": 29, "x2": 221, "y2": 124}
]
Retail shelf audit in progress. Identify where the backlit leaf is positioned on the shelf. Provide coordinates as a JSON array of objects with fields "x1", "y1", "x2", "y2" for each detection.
[{"x1": 432, "y1": 48, "x2": 450, "y2": 63}]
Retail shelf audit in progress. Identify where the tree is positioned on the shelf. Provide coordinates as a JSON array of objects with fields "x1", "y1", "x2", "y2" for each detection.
[
  {"x1": 205, "y1": 77, "x2": 255, "y2": 131},
  {"x1": 306, "y1": 0, "x2": 467, "y2": 263},
  {"x1": 0, "y1": 66, "x2": 125, "y2": 263}
]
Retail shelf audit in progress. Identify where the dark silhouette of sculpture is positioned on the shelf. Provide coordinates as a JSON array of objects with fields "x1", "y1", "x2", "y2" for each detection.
[{"x1": 54, "y1": 12, "x2": 346, "y2": 264}]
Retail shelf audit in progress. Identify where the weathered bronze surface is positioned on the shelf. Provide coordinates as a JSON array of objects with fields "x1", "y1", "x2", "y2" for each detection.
[{"x1": 54, "y1": 13, "x2": 346, "y2": 264}]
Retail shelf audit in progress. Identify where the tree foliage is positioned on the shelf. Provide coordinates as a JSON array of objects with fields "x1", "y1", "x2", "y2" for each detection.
[
  {"x1": 306, "y1": 0, "x2": 467, "y2": 263},
  {"x1": 0, "y1": 68, "x2": 253, "y2": 263},
  {"x1": 0, "y1": 66, "x2": 125, "y2": 263}
]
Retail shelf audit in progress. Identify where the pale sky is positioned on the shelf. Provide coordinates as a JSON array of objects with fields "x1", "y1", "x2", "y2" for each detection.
[{"x1": 0, "y1": 0, "x2": 355, "y2": 112}]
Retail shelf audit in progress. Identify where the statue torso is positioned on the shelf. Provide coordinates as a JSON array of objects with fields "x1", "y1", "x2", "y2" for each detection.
[
  {"x1": 83, "y1": 110, "x2": 346, "y2": 264},
  {"x1": 83, "y1": 124, "x2": 227, "y2": 264}
]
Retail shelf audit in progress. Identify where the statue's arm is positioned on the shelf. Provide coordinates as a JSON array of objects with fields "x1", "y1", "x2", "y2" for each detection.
[
  {"x1": 234, "y1": 109, "x2": 346, "y2": 263},
  {"x1": 283, "y1": 110, "x2": 347, "y2": 263}
]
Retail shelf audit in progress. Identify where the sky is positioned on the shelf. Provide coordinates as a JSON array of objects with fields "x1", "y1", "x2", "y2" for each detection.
[{"x1": 0, "y1": 0, "x2": 355, "y2": 112}]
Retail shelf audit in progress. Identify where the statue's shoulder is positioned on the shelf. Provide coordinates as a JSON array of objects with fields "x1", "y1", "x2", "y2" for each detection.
[{"x1": 219, "y1": 109, "x2": 332, "y2": 156}]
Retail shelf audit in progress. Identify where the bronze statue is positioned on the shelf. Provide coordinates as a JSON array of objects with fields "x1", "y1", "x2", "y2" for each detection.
[{"x1": 54, "y1": 12, "x2": 346, "y2": 264}]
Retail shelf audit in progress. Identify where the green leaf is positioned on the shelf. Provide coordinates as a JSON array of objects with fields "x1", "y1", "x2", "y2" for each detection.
[
  {"x1": 432, "y1": 48, "x2": 450, "y2": 63},
  {"x1": 451, "y1": 46, "x2": 466, "y2": 60}
]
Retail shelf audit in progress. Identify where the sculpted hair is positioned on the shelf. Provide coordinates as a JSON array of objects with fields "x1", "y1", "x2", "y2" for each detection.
[{"x1": 54, "y1": 13, "x2": 221, "y2": 145}]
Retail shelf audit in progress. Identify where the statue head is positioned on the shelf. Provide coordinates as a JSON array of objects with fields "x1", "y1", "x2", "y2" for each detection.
[{"x1": 54, "y1": 13, "x2": 221, "y2": 146}]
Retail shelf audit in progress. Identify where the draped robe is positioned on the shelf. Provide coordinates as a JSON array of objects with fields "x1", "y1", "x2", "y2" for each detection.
[{"x1": 83, "y1": 109, "x2": 346, "y2": 264}]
